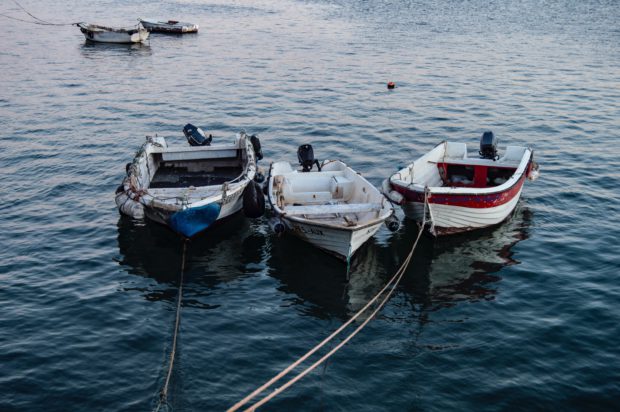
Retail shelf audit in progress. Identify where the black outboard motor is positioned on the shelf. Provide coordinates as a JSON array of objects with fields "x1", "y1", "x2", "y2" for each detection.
[
  {"x1": 297, "y1": 144, "x2": 322, "y2": 172},
  {"x1": 479, "y1": 131, "x2": 498, "y2": 160},
  {"x1": 183, "y1": 123, "x2": 212, "y2": 146}
]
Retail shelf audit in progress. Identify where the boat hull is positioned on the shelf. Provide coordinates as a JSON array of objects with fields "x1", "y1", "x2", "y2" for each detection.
[
  {"x1": 116, "y1": 131, "x2": 258, "y2": 238},
  {"x1": 281, "y1": 217, "x2": 385, "y2": 261},
  {"x1": 139, "y1": 20, "x2": 199, "y2": 33},
  {"x1": 143, "y1": 190, "x2": 244, "y2": 238},
  {"x1": 394, "y1": 169, "x2": 527, "y2": 235},
  {"x1": 78, "y1": 24, "x2": 149, "y2": 43},
  {"x1": 268, "y1": 160, "x2": 393, "y2": 261}
]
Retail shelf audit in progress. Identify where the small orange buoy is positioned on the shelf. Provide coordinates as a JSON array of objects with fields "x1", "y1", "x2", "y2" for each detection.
[{"x1": 387, "y1": 81, "x2": 396, "y2": 89}]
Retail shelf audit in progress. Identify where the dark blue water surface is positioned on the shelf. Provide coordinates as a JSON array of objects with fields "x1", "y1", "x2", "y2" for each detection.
[{"x1": 1, "y1": 0, "x2": 619, "y2": 410}]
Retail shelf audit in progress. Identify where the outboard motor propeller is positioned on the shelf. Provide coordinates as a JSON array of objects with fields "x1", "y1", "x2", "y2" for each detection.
[
  {"x1": 297, "y1": 144, "x2": 322, "y2": 172},
  {"x1": 479, "y1": 131, "x2": 498, "y2": 160},
  {"x1": 183, "y1": 123, "x2": 212, "y2": 146}
]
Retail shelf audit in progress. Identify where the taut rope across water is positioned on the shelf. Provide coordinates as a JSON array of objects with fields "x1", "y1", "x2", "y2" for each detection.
[{"x1": 228, "y1": 191, "x2": 430, "y2": 411}]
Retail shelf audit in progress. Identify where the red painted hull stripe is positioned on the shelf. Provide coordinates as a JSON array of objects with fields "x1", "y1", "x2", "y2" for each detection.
[{"x1": 393, "y1": 173, "x2": 526, "y2": 209}]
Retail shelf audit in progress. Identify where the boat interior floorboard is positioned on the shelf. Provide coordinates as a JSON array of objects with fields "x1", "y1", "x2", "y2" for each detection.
[{"x1": 150, "y1": 166, "x2": 243, "y2": 188}]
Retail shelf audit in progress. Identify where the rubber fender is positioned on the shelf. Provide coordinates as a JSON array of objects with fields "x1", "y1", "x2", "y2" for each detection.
[
  {"x1": 381, "y1": 179, "x2": 391, "y2": 195},
  {"x1": 387, "y1": 190, "x2": 404, "y2": 205},
  {"x1": 385, "y1": 215, "x2": 400, "y2": 232},
  {"x1": 254, "y1": 170, "x2": 265, "y2": 184},
  {"x1": 250, "y1": 135, "x2": 263, "y2": 160},
  {"x1": 115, "y1": 191, "x2": 145, "y2": 219},
  {"x1": 268, "y1": 217, "x2": 285, "y2": 234},
  {"x1": 243, "y1": 181, "x2": 265, "y2": 218}
]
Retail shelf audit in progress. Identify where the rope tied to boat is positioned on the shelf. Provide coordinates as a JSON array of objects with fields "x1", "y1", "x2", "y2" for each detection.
[
  {"x1": 1, "y1": 0, "x2": 79, "y2": 26},
  {"x1": 228, "y1": 192, "x2": 430, "y2": 412},
  {"x1": 154, "y1": 240, "x2": 188, "y2": 412}
]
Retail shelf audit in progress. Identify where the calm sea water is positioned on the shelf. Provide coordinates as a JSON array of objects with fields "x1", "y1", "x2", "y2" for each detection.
[{"x1": 1, "y1": 0, "x2": 619, "y2": 410}]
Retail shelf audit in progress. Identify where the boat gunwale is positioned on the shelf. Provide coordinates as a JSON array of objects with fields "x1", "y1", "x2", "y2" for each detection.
[
  {"x1": 124, "y1": 133, "x2": 256, "y2": 212},
  {"x1": 390, "y1": 144, "x2": 533, "y2": 197}
]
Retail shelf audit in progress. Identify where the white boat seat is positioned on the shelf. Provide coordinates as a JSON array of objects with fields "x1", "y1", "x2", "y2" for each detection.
[
  {"x1": 284, "y1": 191, "x2": 333, "y2": 204},
  {"x1": 329, "y1": 175, "x2": 353, "y2": 200},
  {"x1": 283, "y1": 203, "x2": 381, "y2": 216}
]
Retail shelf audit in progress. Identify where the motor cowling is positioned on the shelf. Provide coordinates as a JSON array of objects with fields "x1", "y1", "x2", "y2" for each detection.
[
  {"x1": 183, "y1": 123, "x2": 212, "y2": 146},
  {"x1": 297, "y1": 144, "x2": 321, "y2": 172},
  {"x1": 479, "y1": 131, "x2": 498, "y2": 160}
]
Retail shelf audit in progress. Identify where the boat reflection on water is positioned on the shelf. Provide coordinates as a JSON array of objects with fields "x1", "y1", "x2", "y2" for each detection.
[
  {"x1": 117, "y1": 204, "x2": 532, "y2": 314},
  {"x1": 115, "y1": 213, "x2": 267, "y2": 303},
  {"x1": 413, "y1": 205, "x2": 533, "y2": 306},
  {"x1": 268, "y1": 206, "x2": 533, "y2": 318},
  {"x1": 80, "y1": 40, "x2": 152, "y2": 58}
]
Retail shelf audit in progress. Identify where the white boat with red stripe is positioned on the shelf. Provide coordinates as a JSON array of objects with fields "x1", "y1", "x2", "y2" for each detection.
[{"x1": 383, "y1": 132, "x2": 539, "y2": 235}]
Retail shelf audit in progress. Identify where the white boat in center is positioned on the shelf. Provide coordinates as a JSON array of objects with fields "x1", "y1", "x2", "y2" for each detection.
[{"x1": 267, "y1": 145, "x2": 396, "y2": 261}]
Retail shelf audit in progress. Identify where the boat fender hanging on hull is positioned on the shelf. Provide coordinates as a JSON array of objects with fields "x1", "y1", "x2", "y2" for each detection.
[
  {"x1": 243, "y1": 181, "x2": 265, "y2": 218},
  {"x1": 381, "y1": 179, "x2": 405, "y2": 205},
  {"x1": 115, "y1": 190, "x2": 145, "y2": 219},
  {"x1": 250, "y1": 135, "x2": 263, "y2": 160},
  {"x1": 385, "y1": 215, "x2": 400, "y2": 232},
  {"x1": 268, "y1": 217, "x2": 286, "y2": 234}
]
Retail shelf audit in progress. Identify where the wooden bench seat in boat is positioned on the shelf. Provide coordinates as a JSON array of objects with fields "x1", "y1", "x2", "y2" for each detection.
[
  {"x1": 162, "y1": 148, "x2": 238, "y2": 161},
  {"x1": 283, "y1": 203, "x2": 382, "y2": 216}
]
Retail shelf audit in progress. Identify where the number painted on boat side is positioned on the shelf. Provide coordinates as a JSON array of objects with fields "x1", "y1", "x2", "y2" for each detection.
[{"x1": 293, "y1": 225, "x2": 324, "y2": 236}]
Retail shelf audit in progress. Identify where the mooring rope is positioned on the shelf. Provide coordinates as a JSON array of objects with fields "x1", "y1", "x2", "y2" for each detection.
[
  {"x1": 228, "y1": 191, "x2": 430, "y2": 412},
  {"x1": 154, "y1": 240, "x2": 188, "y2": 412},
  {"x1": 0, "y1": 0, "x2": 77, "y2": 26}
]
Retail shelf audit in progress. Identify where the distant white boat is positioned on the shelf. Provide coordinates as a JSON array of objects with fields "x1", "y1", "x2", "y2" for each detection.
[
  {"x1": 267, "y1": 145, "x2": 396, "y2": 261},
  {"x1": 76, "y1": 22, "x2": 149, "y2": 43},
  {"x1": 115, "y1": 124, "x2": 265, "y2": 238},
  {"x1": 138, "y1": 18, "x2": 199, "y2": 33}
]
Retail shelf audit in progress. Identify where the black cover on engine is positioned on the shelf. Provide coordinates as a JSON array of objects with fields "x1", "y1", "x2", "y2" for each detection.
[
  {"x1": 297, "y1": 144, "x2": 321, "y2": 172},
  {"x1": 183, "y1": 123, "x2": 212, "y2": 146},
  {"x1": 479, "y1": 131, "x2": 498, "y2": 160}
]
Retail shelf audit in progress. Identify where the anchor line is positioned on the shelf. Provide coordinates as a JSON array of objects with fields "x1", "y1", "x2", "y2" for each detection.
[
  {"x1": 154, "y1": 240, "x2": 188, "y2": 412},
  {"x1": 228, "y1": 192, "x2": 430, "y2": 411},
  {"x1": 1, "y1": 0, "x2": 77, "y2": 26}
]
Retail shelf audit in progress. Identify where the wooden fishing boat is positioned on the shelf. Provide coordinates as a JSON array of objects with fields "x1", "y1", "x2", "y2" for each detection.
[
  {"x1": 138, "y1": 18, "x2": 199, "y2": 33},
  {"x1": 267, "y1": 145, "x2": 396, "y2": 261},
  {"x1": 115, "y1": 124, "x2": 265, "y2": 238},
  {"x1": 76, "y1": 22, "x2": 149, "y2": 43},
  {"x1": 383, "y1": 132, "x2": 539, "y2": 235}
]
